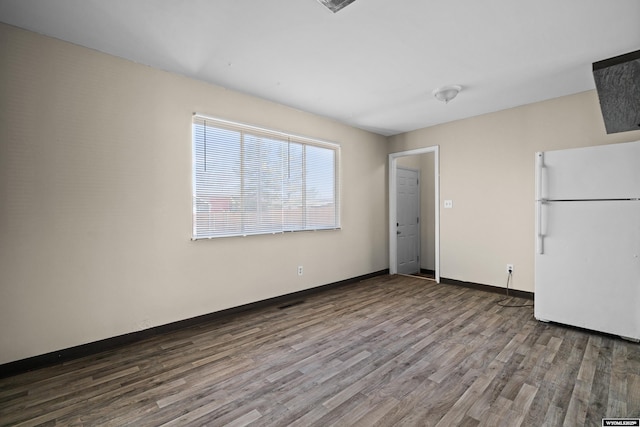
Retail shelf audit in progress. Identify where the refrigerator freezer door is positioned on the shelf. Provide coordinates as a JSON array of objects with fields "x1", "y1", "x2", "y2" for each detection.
[
  {"x1": 539, "y1": 140, "x2": 640, "y2": 200},
  {"x1": 535, "y1": 200, "x2": 640, "y2": 340}
]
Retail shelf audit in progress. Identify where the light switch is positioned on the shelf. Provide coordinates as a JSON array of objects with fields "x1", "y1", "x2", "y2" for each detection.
[{"x1": 444, "y1": 200, "x2": 453, "y2": 208}]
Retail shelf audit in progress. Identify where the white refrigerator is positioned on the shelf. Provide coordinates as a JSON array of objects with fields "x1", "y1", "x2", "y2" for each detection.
[{"x1": 535, "y1": 140, "x2": 640, "y2": 341}]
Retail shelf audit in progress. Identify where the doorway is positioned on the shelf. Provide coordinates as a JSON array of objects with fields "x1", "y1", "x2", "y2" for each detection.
[{"x1": 389, "y1": 146, "x2": 440, "y2": 282}]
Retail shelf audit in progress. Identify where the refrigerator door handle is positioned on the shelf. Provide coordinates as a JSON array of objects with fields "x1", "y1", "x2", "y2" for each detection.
[
  {"x1": 536, "y1": 152, "x2": 545, "y2": 255},
  {"x1": 536, "y1": 200, "x2": 544, "y2": 255},
  {"x1": 536, "y1": 152, "x2": 544, "y2": 201}
]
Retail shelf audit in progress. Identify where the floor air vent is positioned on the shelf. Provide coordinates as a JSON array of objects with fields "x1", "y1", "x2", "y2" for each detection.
[
  {"x1": 278, "y1": 300, "x2": 305, "y2": 310},
  {"x1": 316, "y1": 0, "x2": 357, "y2": 13}
]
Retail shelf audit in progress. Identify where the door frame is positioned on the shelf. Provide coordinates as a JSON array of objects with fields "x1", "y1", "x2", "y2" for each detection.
[{"x1": 389, "y1": 146, "x2": 440, "y2": 282}]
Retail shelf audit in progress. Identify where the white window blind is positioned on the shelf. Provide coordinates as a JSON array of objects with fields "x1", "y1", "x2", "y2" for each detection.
[{"x1": 192, "y1": 114, "x2": 340, "y2": 239}]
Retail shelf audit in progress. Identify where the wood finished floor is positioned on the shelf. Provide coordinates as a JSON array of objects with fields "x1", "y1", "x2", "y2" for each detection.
[{"x1": 1, "y1": 275, "x2": 639, "y2": 426}]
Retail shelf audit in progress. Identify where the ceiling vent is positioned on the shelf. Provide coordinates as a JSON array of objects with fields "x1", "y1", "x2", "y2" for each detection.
[{"x1": 316, "y1": 0, "x2": 357, "y2": 13}]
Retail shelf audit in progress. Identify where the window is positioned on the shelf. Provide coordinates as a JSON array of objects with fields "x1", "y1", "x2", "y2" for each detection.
[{"x1": 192, "y1": 114, "x2": 340, "y2": 239}]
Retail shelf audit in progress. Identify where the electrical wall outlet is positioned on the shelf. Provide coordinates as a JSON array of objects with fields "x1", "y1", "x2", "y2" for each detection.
[
  {"x1": 297, "y1": 266, "x2": 303, "y2": 276},
  {"x1": 506, "y1": 264, "x2": 514, "y2": 273}
]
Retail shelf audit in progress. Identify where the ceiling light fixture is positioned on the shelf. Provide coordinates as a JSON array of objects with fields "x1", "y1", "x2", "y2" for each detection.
[{"x1": 433, "y1": 85, "x2": 462, "y2": 104}]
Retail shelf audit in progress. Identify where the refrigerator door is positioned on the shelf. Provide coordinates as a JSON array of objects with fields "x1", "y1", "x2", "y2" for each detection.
[
  {"x1": 538, "y1": 140, "x2": 640, "y2": 200},
  {"x1": 535, "y1": 200, "x2": 640, "y2": 340}
]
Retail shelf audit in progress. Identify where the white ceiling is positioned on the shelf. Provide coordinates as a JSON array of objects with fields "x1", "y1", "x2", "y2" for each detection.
[{"x1": 1, "y1": 0, "x2": 638, "y2": 136}]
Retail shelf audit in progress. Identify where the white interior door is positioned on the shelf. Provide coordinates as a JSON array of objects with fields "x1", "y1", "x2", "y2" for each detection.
[{"x1": 397, "y1": 168, "x2": 420, "y2": 275}]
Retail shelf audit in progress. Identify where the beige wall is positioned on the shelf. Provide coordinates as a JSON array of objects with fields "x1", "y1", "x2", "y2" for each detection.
[
  {"x1": 0, "y1": 24, "x2": 389, "y2": 365},
  {"x1": 419, "y1": 152, "x2": 436, "y2": 271},
  {"x1": 3, "y1": 22, "x2": 640, "y2": 366},
  {"x1": 389, "y1": 92, "x2": 640, "y2": 292}
]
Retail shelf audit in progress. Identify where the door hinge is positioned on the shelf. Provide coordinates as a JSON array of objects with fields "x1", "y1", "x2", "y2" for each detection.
[{"x1": 417, "y1": 217, "x2": 419, "y2": 223}]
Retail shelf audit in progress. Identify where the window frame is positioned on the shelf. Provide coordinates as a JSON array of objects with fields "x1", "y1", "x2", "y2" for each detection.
[{"x1": 191, "y1": 114, "x2": 341, "y2": 240}]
